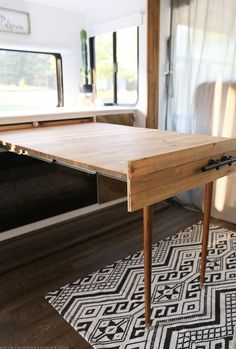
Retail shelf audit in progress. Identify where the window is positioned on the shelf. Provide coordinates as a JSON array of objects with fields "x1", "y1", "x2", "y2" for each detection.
[
  {"x1": 91, "y1": 26, "x2": 138, "y2": 105},
  {"x1": 95, "y1": 33, "x2": 114, "y2": 104},
  {"x1": 0, "y1": 49, "x2": 63, "y2": 111}
]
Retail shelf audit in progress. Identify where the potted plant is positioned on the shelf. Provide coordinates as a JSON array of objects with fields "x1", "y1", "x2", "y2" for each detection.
[{"x1": 80, "y1": 29, "x2": 93, "y2": 94}]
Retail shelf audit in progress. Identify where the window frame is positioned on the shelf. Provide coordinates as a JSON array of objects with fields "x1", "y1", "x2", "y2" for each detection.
[
  {"x1": 0, "y1": 48, "x2": 64, "y2": 108},
  {"x1": 89, "y1": 27, "x2": 139, "y2": 106}
]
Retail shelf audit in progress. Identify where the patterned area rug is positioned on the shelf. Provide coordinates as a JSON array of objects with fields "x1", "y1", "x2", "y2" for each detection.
[{"x1": 46, "y1": 222, "x2": 236, "y2": 348}]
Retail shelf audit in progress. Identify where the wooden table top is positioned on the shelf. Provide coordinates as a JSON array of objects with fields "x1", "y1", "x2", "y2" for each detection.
[{"x1": 0, "y1": 122, "x2": 235, "y2": 181}]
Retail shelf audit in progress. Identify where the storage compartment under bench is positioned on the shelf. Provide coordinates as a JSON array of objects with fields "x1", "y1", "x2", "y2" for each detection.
[{"x1": 0, "y1": 151, "x2": 97, "y2": 232}]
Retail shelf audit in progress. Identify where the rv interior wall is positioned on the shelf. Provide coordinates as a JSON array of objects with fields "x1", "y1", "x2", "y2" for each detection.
[
  {"x1": 85, "y1": 0, "x2": 170, "y2": 128},
  {"x1": 0, "y1": 0, "x2": 85, "y2": 106},
  {"x1": 0, "y1": 0, "x2": 150, "y2": 126},
  {"x1": 0, "y1": 0, "x2": 149, "y2": 239},
  {"x1": 0, "y1": 0, "x2": 172, "y2": 128}
]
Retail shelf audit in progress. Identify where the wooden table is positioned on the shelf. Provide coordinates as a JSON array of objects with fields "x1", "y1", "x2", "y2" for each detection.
[{"x1": 1, "y1": 122, "x2": 236, "y2": 327}]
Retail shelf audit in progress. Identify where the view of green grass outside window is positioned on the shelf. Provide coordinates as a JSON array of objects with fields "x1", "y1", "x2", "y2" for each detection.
[
  {"x1": 0, "y1": 50, "x2": 61, "y2": 111},
  {"x1": 117, "y1": 26, "x2": 138, "y2": 104},
  {"x1": 95, "y1": 33, "x2": 114, "y2": 104},
  {"x1": 94, "y1": 26, "x2": 138, "y2": 105}
]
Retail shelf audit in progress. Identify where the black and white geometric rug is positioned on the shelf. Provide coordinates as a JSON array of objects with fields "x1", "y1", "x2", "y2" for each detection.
[{"x1": 46, "y1": 222, "x2": 236, "y2": 348}]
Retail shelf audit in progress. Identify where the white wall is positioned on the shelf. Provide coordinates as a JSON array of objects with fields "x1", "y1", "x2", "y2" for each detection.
[
  {"x1": 85, "y1": 0, "x2": 170, "y2": 128},
  {"x1": 0, "y1": 0, "x2": 148, "y2": 125},
  {"x1": 86, "y1": 0, "x2": 145, "y2": 24},
  {"x1": 0, "y1": 0, "x2": 86, "y2": 106},
  {"x1": 0, "y1": 0, "x2": 170, "y2": 127}
]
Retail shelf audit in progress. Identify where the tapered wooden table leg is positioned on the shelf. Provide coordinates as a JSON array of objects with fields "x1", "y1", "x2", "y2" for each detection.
[
  {"x1": 143, "y1": 205, "x2": 153, "y2": 327},
  {"x1": 200, "y1": 182, "x2": 213, "y2": 286}
]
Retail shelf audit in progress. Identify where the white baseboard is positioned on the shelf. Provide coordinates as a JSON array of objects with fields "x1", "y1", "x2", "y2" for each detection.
[{"x1": 0, "y1": 198, "x2": 126, "y2": 242}]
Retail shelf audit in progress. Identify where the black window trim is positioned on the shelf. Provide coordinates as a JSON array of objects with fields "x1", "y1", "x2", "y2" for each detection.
[
  {"x1": 89, "y1": 27, "x2": 139, "y2": 106},
  {"x1": 0, "y1": 48, "x2": 64, "y2": 107}
]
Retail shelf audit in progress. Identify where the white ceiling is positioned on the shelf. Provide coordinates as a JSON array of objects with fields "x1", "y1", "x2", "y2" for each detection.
[{"x1": 19, "y1": 0, "x2": 145, "y2": 14}]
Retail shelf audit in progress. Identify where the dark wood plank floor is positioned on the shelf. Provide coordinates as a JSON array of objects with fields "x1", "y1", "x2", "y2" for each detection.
[{"x1": 0, "y1": 201, "x2": 235, "y2": 348}]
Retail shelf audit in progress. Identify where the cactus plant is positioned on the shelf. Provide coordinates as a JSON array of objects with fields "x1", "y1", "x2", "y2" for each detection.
[
  {"x1": 80, "y1": 29, "x2": 89, "y2": 85},
  {"x1": 80, "y1": 29, "x2": 93, "y2": 93}
]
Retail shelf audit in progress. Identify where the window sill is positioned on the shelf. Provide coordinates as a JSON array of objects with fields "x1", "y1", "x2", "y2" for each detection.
[{"x1": 0, "y1": 106, "x2": 136, "y2": 125}]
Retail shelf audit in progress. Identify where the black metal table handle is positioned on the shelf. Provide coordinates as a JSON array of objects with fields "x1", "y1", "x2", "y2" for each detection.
[{"x1": 201, "y1": 156, "x2": 236, "y2": 172}]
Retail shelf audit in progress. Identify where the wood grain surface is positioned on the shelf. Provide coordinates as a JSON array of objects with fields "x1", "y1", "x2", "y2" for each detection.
[
  {"x1": 97, "y1": 174, "x2": 127, "y2": 204},
  {"x1": 0, "y1": 122, "x2": 234, "y2": 177},
  {"x1": 128, "y1": 149, "x2": 236, "y2": 211},
  {"x1": 147, "y1": 0, "x2": 160, "y2": 128},
  {"x1": 0, "y1": 122, "x2": 236, "y2": 211},
  {"x1": 96, "y1": 113, "x2": 134, "y2": 126}
]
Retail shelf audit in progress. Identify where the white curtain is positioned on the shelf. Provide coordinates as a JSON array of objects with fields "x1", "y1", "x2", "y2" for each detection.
[{"x1": 167, "y1": 0, "x2": 236, "y2": 223}]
